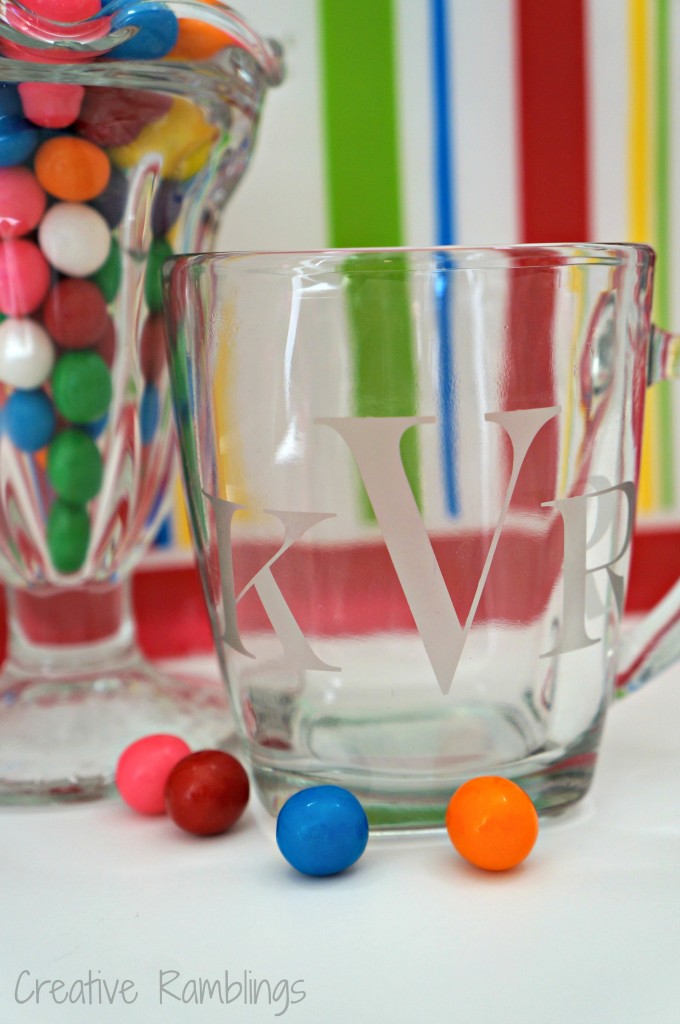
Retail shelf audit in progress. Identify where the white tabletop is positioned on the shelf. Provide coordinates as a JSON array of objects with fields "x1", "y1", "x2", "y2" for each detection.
[{"x1": 2, "y1": 653, "x2": 680, "y2": 1024}]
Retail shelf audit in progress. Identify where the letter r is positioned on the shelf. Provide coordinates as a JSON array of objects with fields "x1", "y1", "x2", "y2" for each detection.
[{"x1": 542, "y1": 481, "x2": 635, "y2": 656}]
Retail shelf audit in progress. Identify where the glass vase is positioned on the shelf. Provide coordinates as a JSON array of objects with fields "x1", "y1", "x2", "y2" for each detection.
[{"x1": 0, "y1": 0, "x2": 283, "y2": 801}]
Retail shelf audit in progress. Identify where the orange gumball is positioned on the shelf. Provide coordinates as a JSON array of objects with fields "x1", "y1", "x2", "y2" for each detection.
[
  {"x1": 34, "y1": 136, "x2": 110, "y2": 203},
  {"x1": 166, "y1": 18, "x2": 239, "y2": 61},
  {"x1": 445, "y1": 776, "x2": 539, "y2": 871}
]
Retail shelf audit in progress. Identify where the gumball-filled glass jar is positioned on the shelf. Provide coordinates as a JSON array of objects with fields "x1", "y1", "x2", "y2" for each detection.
[{"x1": 0, "y1": 0, "x2": 282, "y2": 801}]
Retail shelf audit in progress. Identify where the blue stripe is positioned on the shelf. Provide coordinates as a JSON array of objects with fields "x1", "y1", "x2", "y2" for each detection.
[
  {"x1": 430, "y1": 0, "x2": 459, "y2": 515},
  {"x1": 431, "y1": 0, "x2": 456, "y2": 246},
  {"x1": 153, "y1": 515, "x2": 173, "y2": 547}
]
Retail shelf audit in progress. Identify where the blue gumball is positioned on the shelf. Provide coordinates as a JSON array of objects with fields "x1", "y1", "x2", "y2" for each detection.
[
  {"x1": 5, "y1": 389, "x2": 56, "y2": 452},
  {"x1": 140, "y1": 383, "x2": 160, "y2": 445},
  {"x1": 151, "y1": 176, "x2": 190, "y2": 237},
  {"x1": 276, "y1": 786, "x2": 369, "y2": 877},
  {"x1": 82, "y1": 412, "x2": 108, "y2": 440},
  {"x1": 108, "y1": 2, "x2": 179, "y2": 61},
  {"x1": 89, "y1": 165, "x2": 127, "y2": 229},
  {"x1": 0, "y1": 116, "x2": 39, "y2": 168},
  {"x1": 0, "y1": 84, "x2": 22, "y2": 118}
]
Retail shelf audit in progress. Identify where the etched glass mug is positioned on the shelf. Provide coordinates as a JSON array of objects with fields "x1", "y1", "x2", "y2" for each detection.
[
  {"x1": 165, "y1": 244, "x2": 680, "y2": 830},
  {"x1": 0, "y1": 1, "x2": 282, "y2": 801}
]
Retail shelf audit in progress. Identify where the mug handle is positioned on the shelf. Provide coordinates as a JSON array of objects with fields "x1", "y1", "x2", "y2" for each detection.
[{"x1": 617, "y1": 324, "x2": 680, "y2": 695}]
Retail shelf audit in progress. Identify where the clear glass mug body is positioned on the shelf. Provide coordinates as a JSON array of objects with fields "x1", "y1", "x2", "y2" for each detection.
[
  {"x1": 0, "y1": 3, "x2": 282, "y2": 801},
  {"x1": 166, "y1": 245, "x2": 654, "y2": 829}
]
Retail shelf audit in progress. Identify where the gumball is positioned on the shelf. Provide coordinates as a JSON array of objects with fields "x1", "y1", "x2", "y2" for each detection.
[
  {"x1": 167, "y1": 17, "x2": 238, "y2": 61},
  {"x1": 276, "y1": 786, "x2": 369, "y2": 877},
  {"x1": 89, "y1": 164, "x2": 127, "y2": 228},
  {"x1": 18, "y1": 82, "x2": 85, "y2": 129},
  {"x1": 0, "y1": 115, "x2": 39, "y2": 167},
  {"x1": 145, "y1": 236, "x2": 172, "y2": 313},
  {"x1": 0, "y1": 239, "x2": 50, "y2": 316},
  {"x1": 76, "y1": 87, "x2": 173, "y2": 148},
  {"x1": 46, "y1": 498, "x2": 89, "y2": 573},
  {"x1": 89, "y1": 236, "x2": 121, "y2": 302},
  {"x1": 21, "y1": 0, "x2": 101, "y2": 20},
  {"x1": 0, "y1": 167, "x2": 46, "y2": 238},
  {"x1": 5, "y1": 388, "x2": 56, "y2": 451},
  {"x1": 5, "y1": 0, "x2": 107, "y2": 61},
  {"x1": 51, "y1": 350, "x2": 112, "y2": 423},
  {"x1": 38, "y1": 202, "x2": 111, "y2": 277},
  {"x1": 94, "y1": 314, "x2": 116, "y2": 368},
  {"x1": 140, "y1": 313, "x2": 167, "y2": 382},
  {"x1": 0, "y1": 85, "x2": 22, "y2": 118},
  {"x1": 47, "y1": 428, "x2": 103, "y2": 503},
  {"x1": 140, "y1": 383, "x2": 160, "y2": 444},
  {"x1": 116, "y1": 734, "x2": 191, "y2": 815},
  {"x1": 34, "y1": 135, "x2": 110, "y2": 202},
  {"x1": 43, "y1": 278, "x2": 109, "y2": 348},
  {"x1": 164, "y1": 750, "x2": 249, "y2": 836},
  {"x1": 0, "y1": 317, "x2": 54, "y2": 388},
  {"x1": 151, "y1": 177, "x2": 187, "y2": 237},
  {"x1": 81, "y1": 411, "x2": 107, "y2": 439},
  {"x1": 109, "y1": 97, "x2": 216, "y2": 182},
  {"x1": 445, "y1": 776, "x2": 539, "y2": 872},
  {"x1": 108, "y1": 2, "x2": 179, "y2": 61}
]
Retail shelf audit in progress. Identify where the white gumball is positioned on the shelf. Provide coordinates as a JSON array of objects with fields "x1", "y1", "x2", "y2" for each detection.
[
  {"x1": 0, "y1": 317, "x2": 55, "y2": 389},
  {"x1": 38, "y1": 202, "x2": 111, "y2": 277}
]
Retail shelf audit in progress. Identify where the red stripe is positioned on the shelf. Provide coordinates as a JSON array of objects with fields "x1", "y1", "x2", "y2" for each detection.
[
  {"x1": 137, "y1": 530, "x2": 680, "y2": 652},
  {"x1": 134, "y1": 566, "x2": 214, "y2": 657},
  {"x1": 510, "y1": 0, "x2": 590, "y2": 514},
  {"x1": 0, "y1": 525, "x2": 673, "y2": 661},
  {"x1": 229, "y1": 529, "x2": 563, "y2": 636},
  {"x1": 502, "y1": 254, "x2": 560, "y2": 510},
  {"x1": 514, "y1": 0, "x2": 590, "y2": 242}
]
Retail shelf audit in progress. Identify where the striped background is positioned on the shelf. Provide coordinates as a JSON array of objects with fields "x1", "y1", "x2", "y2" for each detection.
[{"x1": 160, "y1": 0, "x2": 680, "y2": 547}]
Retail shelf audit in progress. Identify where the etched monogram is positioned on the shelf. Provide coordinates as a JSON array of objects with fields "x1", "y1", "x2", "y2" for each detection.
[{"x1": 205, "y1": 408, "x2": 635, "y2": 695}]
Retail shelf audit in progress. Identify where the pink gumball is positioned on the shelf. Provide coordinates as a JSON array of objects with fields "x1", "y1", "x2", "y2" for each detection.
[
  {"x1": 0, "y1": 239, "x2": 50, "y2": 316},
  {"x1": 22, "y1": 0, "x2": 101, "y2": 20},
  {"x1": 19, "y1": 82, "x2": 85, "y2": 128},
  {"x1": 116, "y1": 734, "x2": 192, "y2": 816},
  {"x1": 0, "y1": 168, "x2": 46, "y2": 239}
]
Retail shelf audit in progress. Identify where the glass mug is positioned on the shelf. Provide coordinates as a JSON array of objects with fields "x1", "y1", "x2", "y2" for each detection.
[{"x1": 164, "y1": 244, "x2": 680, "y2": 830}]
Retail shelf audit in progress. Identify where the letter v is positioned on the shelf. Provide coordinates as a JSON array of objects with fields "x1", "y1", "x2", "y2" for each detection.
[
  {"x1": 102, "y1": 979, "x2": 119, "y2": 1005},
  {"x1": 318, "y1": 408, "x2": 559, "y2": 694}
]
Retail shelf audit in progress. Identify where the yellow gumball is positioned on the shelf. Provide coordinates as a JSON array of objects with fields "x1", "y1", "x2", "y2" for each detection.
[{"x1": 109, "y1": 97, "x2": 218, "y2": 181}]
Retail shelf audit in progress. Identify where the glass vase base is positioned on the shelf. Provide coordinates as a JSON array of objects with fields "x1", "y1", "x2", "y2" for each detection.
[{"x1": 0, "y1": 654, "x2": 232, "y2": 805}]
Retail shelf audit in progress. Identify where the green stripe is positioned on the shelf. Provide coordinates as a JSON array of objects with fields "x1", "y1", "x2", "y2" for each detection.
[
  {"x1": 344, "y1": 255, "x2": 421, "y2": 515},
  {"x1": 317, "y1": 0, "x2": 403, "y2": 246},
  {"x1": 318, "y1": 1, "x2": 420, "y2": 517},
  {"x1": 655, "y1": 0, "x2": 674, "y2": 507}
]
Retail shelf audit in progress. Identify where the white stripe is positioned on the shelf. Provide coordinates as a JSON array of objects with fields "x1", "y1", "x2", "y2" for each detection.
[
  {"x1": 450, "y1": 0, "x2": 519, "y2": 245},
  {"x1": 216, "y1": 0, "x2": 328, "y2": 252},
  {"x1": 394, "y1": 0, "x2": 436, "y2": 246},
  {"x1": 586, "y1": 0, "x2": 629, "y2": 243}
]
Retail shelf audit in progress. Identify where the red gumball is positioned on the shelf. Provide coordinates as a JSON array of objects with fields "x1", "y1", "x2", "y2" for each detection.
[
  {"x1": 164, "y1": 750, "x2": 249, "y2": 836},
  {"x1": 95, "y1": 313, "x2": 116, "y2": 368},
  {"x1": 139, "y1": 312, "x2": 167, "y2": 383},
  {"x1": 42, "y1": 278, "x2": 109, "y2": 348},
  {"x1": 76, "y1": 88, "x2": 173, "y2": 148}
]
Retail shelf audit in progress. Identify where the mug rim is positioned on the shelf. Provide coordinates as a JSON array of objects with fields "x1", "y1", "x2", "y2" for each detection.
[{"x1": 165, "y1": 242, "x2": 655, "y2": 276}]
